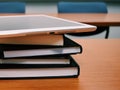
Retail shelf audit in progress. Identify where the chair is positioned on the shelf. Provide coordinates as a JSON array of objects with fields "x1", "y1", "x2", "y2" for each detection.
[
  {"x1": 0, "y1": 2, "x2": 25, "y2": 13},
  {"x1": 57, "y1": 2, "x2": 109, "y2": 39}
]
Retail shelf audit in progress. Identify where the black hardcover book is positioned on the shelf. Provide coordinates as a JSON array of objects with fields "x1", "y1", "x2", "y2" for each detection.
[
  {"x1": 0, "y1": 56, "x2": 80, "y2": 79},
  {"x1": 0, "y1": 55, "x2": 72, "y2": 66},
  {"x1": 0, "y1": 36, "x2": 82, "y2": 59}
]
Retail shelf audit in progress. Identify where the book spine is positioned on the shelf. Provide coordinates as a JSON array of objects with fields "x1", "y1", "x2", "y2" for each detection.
[{"x1": 63, "y1": 35, "x2": 83, "y2": 53}]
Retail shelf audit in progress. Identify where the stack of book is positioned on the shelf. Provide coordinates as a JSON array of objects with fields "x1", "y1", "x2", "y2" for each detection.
[
  {"x1": 0, "y1": 15, "x2": 96, "y2": 79},
  {"x1": 0, "y1": 34, "x2": 82, "y2": 79}
]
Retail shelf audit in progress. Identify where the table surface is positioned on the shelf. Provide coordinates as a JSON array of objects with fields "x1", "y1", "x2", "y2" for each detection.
[
  {"x1": 0, "y1": 13, "x2": 120, "y2": 26},
  {"x1": 50, "y1": 13, "x2": 120, "y2": 26},
  {"x1": 0, "y1": 39, "x2": 120, "y2": 90}
]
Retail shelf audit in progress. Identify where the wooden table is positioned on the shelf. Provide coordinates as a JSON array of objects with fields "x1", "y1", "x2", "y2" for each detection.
[
  {"x1": 1, "y1": 13, "x2": 120, "y2": 26},
  {"x1": 51, "y1": 13, "x2": 120, "y2": 26},
  {"x1": 0, "y1": 39, "x2": 120, "y2": 90}
]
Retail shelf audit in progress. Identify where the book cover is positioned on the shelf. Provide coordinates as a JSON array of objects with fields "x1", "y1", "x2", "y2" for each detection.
[
  {"x1": 0, "y1": 36, "x2": 82, "y2": 59},
  {"x1": 0, "y1": 55, "x2": 71, "y2": 66},
  {"x1": 0, "y1": 56, "x2": 80, "y2": 79}
]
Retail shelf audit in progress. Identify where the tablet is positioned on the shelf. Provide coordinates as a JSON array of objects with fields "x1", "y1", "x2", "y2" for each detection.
[{"x1": 0, "y1": 15, "x2": 96, "y2": 38}]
